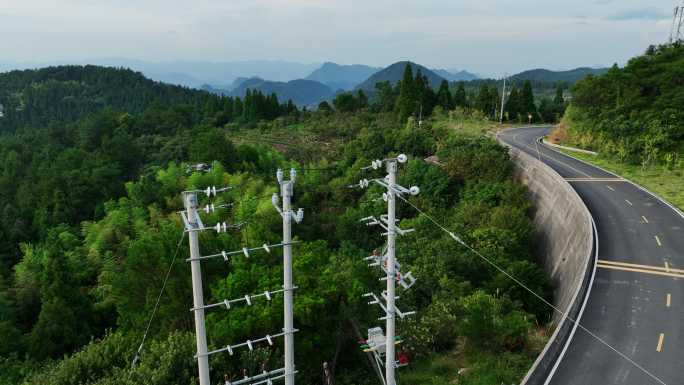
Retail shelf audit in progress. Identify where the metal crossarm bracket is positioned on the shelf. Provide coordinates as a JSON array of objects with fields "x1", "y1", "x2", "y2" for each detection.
[
  {"x1": 190, "y1": 287, "x2": 297, "y2": 312},
  {"x1": 186, "y1": 241, "x2": 300, "y2": 262},
  {"x1": 364, "y1": 292, "x2": 415, "y2": 321},
  {"x1": 228, "y1": 368, "x2": 297, "y2": 385},
  {"x1": 198, "y1": 330, "x2": 299, "y2": 358}
]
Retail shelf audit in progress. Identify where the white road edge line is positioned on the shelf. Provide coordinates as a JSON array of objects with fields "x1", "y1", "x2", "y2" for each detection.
[
  {"x1": 544, "y1": 215, "x2": 599, "y2": 385},
  {"x1": 537, "y1": 137, "x2": 684, "y2": 220}
]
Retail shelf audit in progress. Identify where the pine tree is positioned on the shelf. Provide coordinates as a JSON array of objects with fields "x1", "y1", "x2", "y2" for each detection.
[
  {"x1": 454, "y1": 82, "x2": 467, "y2": 108},
  {"x1": 475, "y1": 84, "x2": 491, "y2": 114},
  {"x1": 357, "y1": 90, "x2": 368, "y2": 109},
  {"x1": 506, "y1": 87, "x2": 520, "y2": 121},
  {"x1": 553, "y1": 84, "x2": 564, "y2": 105},
  {"x1": 521, "y1": 80, "x2": 536, "y2": 121},
  {"x1": 437, "y1": 80, "x2": 453, "y2": 111},
  {"x1": 397, "y1": 64, "x2": 416, "y2": 122}
]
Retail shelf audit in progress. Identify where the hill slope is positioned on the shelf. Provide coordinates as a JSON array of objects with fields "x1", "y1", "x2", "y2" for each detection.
[
  {"x1": 355, "y1": 61, "x2": 446, "y2": 91},
  {"x1": 305, "y1": 62, "x2": 380, "y2": 91},
  {"x1": 512, "y1": 67, "x2": 608, "y2": 83},
  {"x1": 0, "y1": 65, "x2": 214, "y2": 132},
  {"x1": 229, "y1": 77, "x2": 334, "y2": 106}
]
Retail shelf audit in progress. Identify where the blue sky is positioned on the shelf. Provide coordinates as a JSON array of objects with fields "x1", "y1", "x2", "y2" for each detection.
[{"x1": 0, "y1": 0, "x2": 677, "y2": 76}]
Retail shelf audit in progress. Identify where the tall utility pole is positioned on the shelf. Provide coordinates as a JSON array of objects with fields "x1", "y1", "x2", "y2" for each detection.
[
  {"x1": 499, "y1": 75, "x2": 507, "y2": 124},
  {"x1": 181, "y1": 168, "x2": 302, "y2": 385},
  {"x1": 678, "y1": 3, "x2": 684, "y2": 41},
  {"x1": 357, "y1": 154, "x2": 419, "y2": 385},
  {"x1": 184, "y1": 191, "x2": 211, "y2": 385},
  {"x1": 384, "y1": 160, "x2": 398, "y2": 385},
  {"x1": 275, "y1": 168, "x2": 302, "y2": 385},
  {"x1": 672, "y1": 3, "x2": 684, "y2": 42},
  {"x1": 671, "y1": 6, "x2": 679, "y2": 42}
]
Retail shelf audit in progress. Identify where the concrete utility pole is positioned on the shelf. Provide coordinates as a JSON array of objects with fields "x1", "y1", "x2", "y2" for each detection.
[
  {"x1": 357, "y1": 154, "x2": 419, "y2": 385},
  {"x1": 180, "y1": 167, "x2": 301, "y2": 385},
  {"x1": 384, "y1": 160, "x2": 397, "y2": 385},
  {"x1": 184, "y1": 191, "x2": 211, "y2": 385},
  {"x1": 671, "y1": 6, "x2": 679, "y2": 42},
  {"x1": 499, "y1": 75, "x2": 507, "y2": 124},
  {"x1": 276, "y1": 168, "x2": 301, "y2": 385},
  {"x1": 678, "y1": 4, "x2": 684, "y2": 41}
]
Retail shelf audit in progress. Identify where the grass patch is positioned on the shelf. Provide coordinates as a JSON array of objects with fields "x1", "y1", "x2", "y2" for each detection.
[
  {"x1": 430, "y1": 109, "x2": 497, "y2": 137},
  {"x1": 554, "y1": 147, "x2": 684, "y2": 212},
  {"x1": 399, "y1": 348, "x2": 537, "y2": 385}
]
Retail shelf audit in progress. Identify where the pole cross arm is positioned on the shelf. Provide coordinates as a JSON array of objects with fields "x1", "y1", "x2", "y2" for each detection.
[
  {"x1": 198, "y1": 330, "x2": 298, "y2": 358},
  {"x1": 371, "y1": 179, "x2": 420, "y2": 197},
  {"x1": 228, "y1": 368, "x2": 298, "y2": 385},
  {"x1": 190, "y1": 287, "x2": 296, "y2": 312},
  {"x1": 186, "y1": 242, "x2": 300, "y2": 262}
]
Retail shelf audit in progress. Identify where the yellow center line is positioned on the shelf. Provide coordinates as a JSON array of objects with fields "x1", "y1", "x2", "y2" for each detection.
[
  {"x1": 642, "y1": 215, "x2": 649, "y2": 223},
  {"x1": 655, "y1": 236, "x2": 662, "y2": 247},
  {"x1": 656, "y1": 333, "x2": 665, "y2": 352},
  {"x1": 598, "y1": 259, "x2": 684, "y2": 274},
  {"x1": 666, "y1": 293, "x2": 671, "y2": 307},
  {"x1": 606, "y1": 185, "x2": 615, "y2": 192},
  {"x1": 625, "y1": 199, "x2": 633, "y2": 206},
  {"x1": 596, "y1": 260, "x2": 684, "y2": 279}
]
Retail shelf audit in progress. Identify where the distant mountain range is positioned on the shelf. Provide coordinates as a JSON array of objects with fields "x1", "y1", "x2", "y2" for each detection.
[
  {"x1": 511, "y1": 67, "x2": 608, "y2": 83},
  {"x1": 227, "y1": 77, "x2": 335, "y2": 107},
  {"x1": 0, "y1": 59, "x2": 322, "y2": 88},
  {"x1": 355, "y1": 61, "x2": 447, "y2": 91},
  {"x1": 305, "y1": 62, "x2": 381, "y2": 91},
  {"x1": 432, "y1": 69, "x2": 479, "y2": 82}
]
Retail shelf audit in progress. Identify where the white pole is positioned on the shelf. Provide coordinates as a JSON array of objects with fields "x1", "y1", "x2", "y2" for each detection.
[
  {"x1": 385, "y1": 160, "x2": 397, "y2": 385},
  {"x1": 500, "y1": 76, "x2": 507, "y2": 124},
  {"x1": 185, "y1": 192, "x2": 211, "y2": 385},
  {"x1": 670, "y1": 6, "x2": 679, "y2": 42},
  {"x1": 281, "y1": 180, "x2": 296, "y2": 385}
]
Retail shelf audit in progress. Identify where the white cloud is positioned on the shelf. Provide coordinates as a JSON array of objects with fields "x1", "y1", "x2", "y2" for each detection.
[{"x1": 0, "y1": 0, "x2": 675, "y2": 75}]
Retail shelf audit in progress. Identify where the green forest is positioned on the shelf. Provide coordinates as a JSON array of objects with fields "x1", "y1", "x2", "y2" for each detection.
[
  {"x1": 331, "y1": 65, "x2": 567, "y2": 125},
  {"x1": 0, "y1": 65, "x2": 552, "y2": 385},
  {"x1": 562, "y1": 43, "x2": 684, "y2": 167}
]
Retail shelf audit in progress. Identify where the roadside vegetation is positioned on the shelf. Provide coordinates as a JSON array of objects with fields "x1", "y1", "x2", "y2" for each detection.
[{"x1": 550, "y1": 42, "x2": 684, "y2": 211}]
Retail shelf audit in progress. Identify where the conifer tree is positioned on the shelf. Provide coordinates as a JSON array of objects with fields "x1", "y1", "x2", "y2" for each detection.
[
  {"x1": 437, "y1": 80, "x2": 453, "y2": 110},
  {"x1": 521, "y1": 80, "x2": 536, "y2": 121},
  {"x1": 397, "y1": 63, "x2": 416, "y2": 122},
  {"x1": 453, "y1": 82, "x2": 467, "y2": 108}
]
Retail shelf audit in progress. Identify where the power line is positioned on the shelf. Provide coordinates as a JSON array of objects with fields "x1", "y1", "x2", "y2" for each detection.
[
  {"x1": 131, "y1": 231, "x2": 186, "y2": 368},
  {"x1": 395, "y1": 194, "x2": 667, "y2": 385}
]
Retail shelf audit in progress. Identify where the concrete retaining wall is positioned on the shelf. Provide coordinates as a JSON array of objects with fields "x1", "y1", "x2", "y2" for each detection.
[{"x1": 502, "y1": 146, "x2": 595, "y2": 385}]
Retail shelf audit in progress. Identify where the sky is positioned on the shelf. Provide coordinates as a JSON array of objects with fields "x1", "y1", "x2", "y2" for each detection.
[{"x1": 0, "y1": 0, "x2": 677, "y2": 77}]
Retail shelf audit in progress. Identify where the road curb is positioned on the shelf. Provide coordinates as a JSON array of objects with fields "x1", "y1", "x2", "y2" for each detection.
[{"x1": 497, "y1": 127, "x2": 597, "y2": 385}]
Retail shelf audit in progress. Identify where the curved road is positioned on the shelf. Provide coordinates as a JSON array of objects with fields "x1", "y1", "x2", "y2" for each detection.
[{"x1": 499, "y1": 127, "x2": 684, "y2": 385}]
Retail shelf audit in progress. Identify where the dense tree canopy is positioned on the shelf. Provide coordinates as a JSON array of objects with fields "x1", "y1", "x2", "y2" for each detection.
[
  {"x1": 563, "y1": 43, "x2": 684, "y2": 165},
  {"x1": 0, "y1": 65, "x2": 552, "y2": 385}
]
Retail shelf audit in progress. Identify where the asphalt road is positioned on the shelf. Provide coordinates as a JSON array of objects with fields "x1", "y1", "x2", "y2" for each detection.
[{"x1": 499, "y1": 127, "x2": 684, "y2": 385}]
